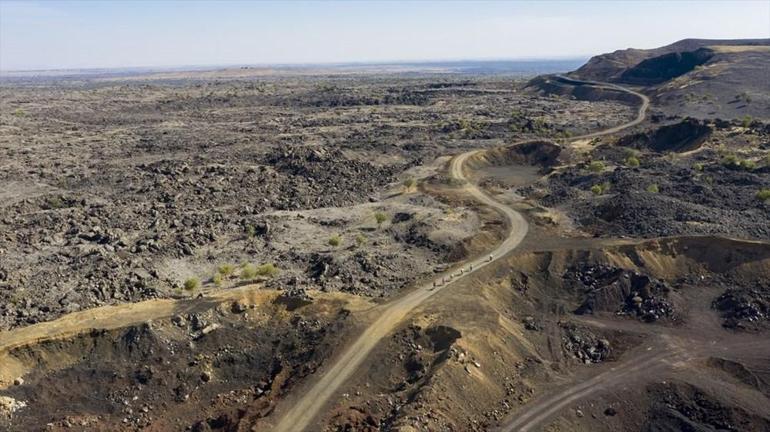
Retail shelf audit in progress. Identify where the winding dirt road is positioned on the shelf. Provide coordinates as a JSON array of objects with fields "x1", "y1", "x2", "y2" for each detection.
[
  {"x1": 272, "y1": 77, "x2": 649, "y2": 432},
  {"x1": 272, "y1": 148, "x2": 530, "y2": 432},
  {"x1": 553, "y1": 75, "x2": 649, "y2": 140}
]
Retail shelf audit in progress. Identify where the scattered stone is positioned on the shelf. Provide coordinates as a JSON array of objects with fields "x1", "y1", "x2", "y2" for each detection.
[{"x1": 231, "y1": 301, "x2": 247, "y2": 314}]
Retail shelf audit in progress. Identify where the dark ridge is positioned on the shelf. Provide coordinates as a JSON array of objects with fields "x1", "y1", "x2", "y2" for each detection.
[
  {"x1": 571, "y1": 38, "x2": 770, "y2": 82},
  {"x1": 619, "y1": 48, "x2": 714, "y2": 85},
  {"x1": 617, "y1": 118, "x2": 713, "y2": 153}
]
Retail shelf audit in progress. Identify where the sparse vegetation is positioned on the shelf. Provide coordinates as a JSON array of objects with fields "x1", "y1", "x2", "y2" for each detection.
[
  {"x1": 646, "y1": 183, "x2": 659, "y2": 193},
  {"x1": 328, "y1": 235, "x2": 342, "y2": 247},
  {"x1": 588, "y1": 160, "x2": 606, "y2": 173},
  {"x1": 693, "y1": 162, "x2": 704, "y2": 171},
  {"x1": 625, "y1": 156, "x2": 640, "y2": 167},
  {"x1": 741, "y1": 159, "x2": 756, "y2": 171},
  {"x1": 255, "y1": 263, "x2": 279, "y2": 277},
  {"x1": 757, "y1": 189, "x2": 770, "y2": 202},
  {"x1": 183, "y1": 277, "x2": 201, "y2": 291},
  {"x1": 721, "y1": 154, "x2": 755, "y2": 171},
  {"x1": 402, "y1": 177, "x2": 416, "y2": 191},
  {"x1": 355, "y1": 233, "x2": 367, "y2": 247},
  {"x1": 374, "y1": 211, "x2": 388, "y2": 227},
  {"x1": 716, "y1": 144, "x2": 729, "y2": 157},
  {"x1": 590, "y1": 182, "x2": 611, "y2": 195},
  {"x1": 245, "y1": 224, "x2": 257, "y2": 237},
  {"x1": 240, "y1": 264, "x2": 258, "y2": 280},
  {"x1": 741, "y1": 115, "x2": 753, "y2": 128},
  {"x1": 721, "y1": 153, "x2": 739, "y2": 168},
  {"x1": 12, "y1": 108, "x2": 26, "y2": 117},
  {"x1": 212, "y1": 273, "x2": 223, "y2": 287},
  {"x1": 444, "y1": 118, "x2": 486, "y2": 136},
  {"x1": 218, "y1": 263, "x2": 236, "y2": 276}
]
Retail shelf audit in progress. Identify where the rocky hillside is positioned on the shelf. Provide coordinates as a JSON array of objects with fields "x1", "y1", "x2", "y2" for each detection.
[
  {"x1": 571, "y1": 38, "x2": 769, "y2": 82},
  {"x1": 560, "y1": 38, "x2": 770, "y2": 120}
]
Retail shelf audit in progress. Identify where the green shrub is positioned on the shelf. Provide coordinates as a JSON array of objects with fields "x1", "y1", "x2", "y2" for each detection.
[
  {"x1": 757, "y1": 189, "x2": 770, "y2": 202},
  {"x1": 218, "y1": 264, "x2": 236, "y2": 276},
  {"x1": 240, "y1": 264, "x2": 258, "y2": 280},
  {"x1": 590, "y1": 182, "x2": 611, "y2": 195},
  {"x1": 721, "y1": 153, "x2": 740, "y2": 168},
  {"x1": 245, "y1": 225, "x2": 257, "y2": 237},
  {"x1": 256, "y1": 263, "x2": 279, "y2": 277},
  {"x1": 588, "y1": 161, "x2": 605, "y2": 173},
  {"x1": 723, "y1": 154, "x2": 757, "y2": 171},
  {"x1": 183, "y1": 277, "x2": 201, "y2": 291},
  {"x1": 374, "y1": 211, "x2": 388, "y2": 227},
  {"x1": 402, "y1": 178, "x2": 416, "y2": 190},
  {"x1": 12, "y1": 108, "x2": 25, "y2": 117},
  {"x1": 328, "y1": 235, "x2": 342, "y2": 247},
  {"x1": 625, "y1": 156, "x2": 640, "y2": 167},
  {"x1": 355, "y1": 233, "x2": 367, "y2": 247},
  {"x1": 740, "y1": 159, "x2": 756, "y2": 171},
  {"x1": 741, "y1": 115, "x2": 753, "y2": 128},
  {"x1": 716, "y1": 144, "x2": 729, "y2": 157},
  {"x1": 624, "y1": 148, "x2": 639, "y2": 158},
  {"x1": 646, "y1": 183, "x2": 659, "y2": 193},
  {"x1": 212, "y1": 273, "x2": 223, "y2": 287},
  {"x1": 693, "y1": 162, "x2": 704, "y2": 172}
]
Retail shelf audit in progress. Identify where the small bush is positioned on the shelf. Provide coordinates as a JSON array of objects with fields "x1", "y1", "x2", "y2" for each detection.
[
  {"x1": 722, "y1": 154, "x2": 757, "y2": 171},
  {"x1": 625, "y1": 156, "x2": 640, "y2": 167},
  {"x1": 693, "y1": 162, "x2": 704, "y2": 172},
  {"x1": 240, "y1": 264, "x2": 258, "y2": 280},
  {"x1": 374, "y1": 211, "x2": 388, "y2": 227},
  {"x1": 624, "y1": 148, "x2": 639, "y2": 158},
  {"x1": 212, "y1": 273, "x2": 223, "y2": 287},
  {"x1": 355, "y1": 233, "x2": 367, "y2": 247},
  {"x1": 721, "y1": 154, "x2": 740, "y2": 169},
  {"x1": 245, "y1": 225, "x2": 257, "y2": 237},
  {"x1": 740, "y1": 159, "x2": 756, "y2": 171},
  {"x1": 716, "y1": 144, "x2": 729, "y2": 157},
  {"x1": 588, "y1": 161, "x2": 605, "y2": 173},
  {"x1": 757, "y1": 189, "x2": 770, "y2": 202},
  {"x1": 402, "y1": 178, "x2": 416, "y2": 190},
  {"x1": 741, "y1": 115, "x2": 753, "y2": 128},
  {"x1": 218, "y1": 264, "x2": 236, "y2": 276},
  {"x1": 256, "y1": 263, "x2": 279, "y2": 278},
  {"x1": 590, "y1": 182, "x2": 611, "y2": 195},
  {"x1": 328, "y1": 235, "x2": 342, "y2": 247},
  {"x1": 12, "y1": 108, "x2": 26, "y2": 117},
  {"x1": 646, "y1": 183, "x2": 659, "y2": 193},
  {"x1": 183, "y1": 277, "x2": 201, "y2": 291}
]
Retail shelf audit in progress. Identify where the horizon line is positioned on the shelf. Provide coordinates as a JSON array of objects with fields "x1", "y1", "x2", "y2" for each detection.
[{"x1": 0, "y1": 56, "x2": 590, "y2": 75}]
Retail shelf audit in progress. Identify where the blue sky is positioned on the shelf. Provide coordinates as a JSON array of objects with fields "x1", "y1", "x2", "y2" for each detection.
[{"x1": 1, "y1": 0, "x2": 769, "y2": 70}]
